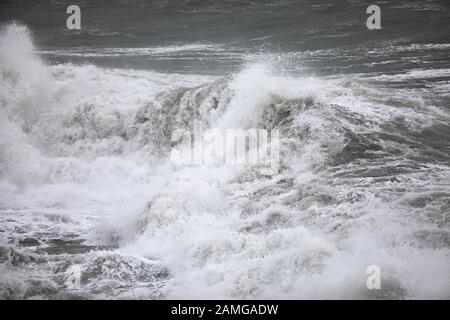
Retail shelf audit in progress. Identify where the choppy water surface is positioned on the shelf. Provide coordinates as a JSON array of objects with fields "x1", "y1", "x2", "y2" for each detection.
[{"x1": 0, "y1": 0, "x2": 449, "y2": 299}]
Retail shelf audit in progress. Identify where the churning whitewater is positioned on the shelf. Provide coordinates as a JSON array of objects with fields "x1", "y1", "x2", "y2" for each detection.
[{"x1": 0, "y1": 22, "x2": 449, "y2": 299}]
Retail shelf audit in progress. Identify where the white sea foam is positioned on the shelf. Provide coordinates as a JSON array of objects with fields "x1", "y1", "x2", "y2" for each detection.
[
  {"x1": 37, "y1": 44, "x2": 230, "y2": 57},
  {"x1": 1, "y1": 24, "x2": 449, "y2": 299}
]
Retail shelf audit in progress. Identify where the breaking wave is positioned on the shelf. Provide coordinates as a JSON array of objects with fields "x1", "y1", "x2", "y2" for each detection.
[{"x1": 1, "y1": 23, "x2": 450, "y2": 299}]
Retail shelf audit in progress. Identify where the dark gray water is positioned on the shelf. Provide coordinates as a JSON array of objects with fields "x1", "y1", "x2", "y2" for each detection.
[
  {"x1": 0, "y1": 0, "x2": 449, "y2": 299},
  {"x1": 2, "y1": 0, "x2": 450, "y2": 75}
]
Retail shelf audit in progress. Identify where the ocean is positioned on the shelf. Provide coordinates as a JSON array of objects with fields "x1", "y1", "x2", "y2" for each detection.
[{"x1": 0, "y1": 0, "x2": 449, "y2": 299}]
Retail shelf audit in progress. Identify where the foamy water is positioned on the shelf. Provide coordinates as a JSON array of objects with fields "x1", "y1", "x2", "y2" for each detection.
[{"x1": 1, "y1": 22, "x2": 449, "y2": 299}]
